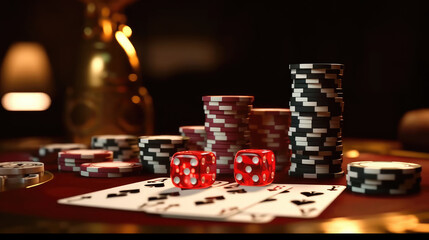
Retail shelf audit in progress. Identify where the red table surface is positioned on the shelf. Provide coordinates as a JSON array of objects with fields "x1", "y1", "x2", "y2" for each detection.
[{"x1": 0, "y1": 152, "x2": 428, "y2": 227}]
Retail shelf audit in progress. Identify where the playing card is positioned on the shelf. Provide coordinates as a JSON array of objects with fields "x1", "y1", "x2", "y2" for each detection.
[
  {"x1": 143, "y1": 182, "x2": 289, "y2": 221},
  {"x1": 242, "y1": 184, "x2": 345, "y2": 218},
  {"x1": 57, "y1": 177, "x2": 229, "y2": 212}
]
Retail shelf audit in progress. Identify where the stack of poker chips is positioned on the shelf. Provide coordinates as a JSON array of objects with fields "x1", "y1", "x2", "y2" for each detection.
[
  {"x1": 179, "y1": 126, "x2": 206, "y2": 150},
  {"x1": 288, "y1": 63, "x2": 345, "y2": 179},
  {"x1": 202, "y1": 95, "x2": 254, "y2": 174},
  {"x1": 248, "y1": 108, "x2": 292, "y2": 171},
  {"x1": 0, "y1": 162, "x2": 44, "y2": 190},
  {"x1": 57, "y1": 149, "x2": 113, "y2": 172},
  {"x1": 37, "y1": 143, "x2": 87, "y2": 164},
  {"x1": 91, "y1": 135, "x2": 139, "y2": 162},
  {"x1": 138, "y1": 135, "x2": 188, "y2": 174},
  {"x1": 79, "y1": 161, "x2": 142, "y2": 178},
  {"x1": 346, "y1": 161, "x2": 422, "y2": 195}
]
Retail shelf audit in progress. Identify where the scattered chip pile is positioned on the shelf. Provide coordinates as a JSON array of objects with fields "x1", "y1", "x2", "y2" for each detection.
[
  {"x1": 91, "y1": 135, "x2": 139, "y2": 162},
  {"x1": 138, "y1": 135, "x2": 188, "y2": 174},
  {"x1": 346, "y1": 161, "x2": 422, "y2": 195},
  {"x1": 0, "y1": 162, "x2": 44, "y2": 189},
  {"x1": 179, "y1": 126, "x2": 206, "y2": 150},
  {"x1": 288, "y1": 63, "x2": 345, "y2": 179},
  {"x1": 249, "y1": 108, "x2": 292, "y2": 171},
  {"x1": 202, "y1": 95, "x2": 254, "y2": 174},
  {"x1": 80, "y1": 161, "x2": 142, "y2": 178},
  {"x1": 38, "y1": 143, "x2": 87, "y2": 163},
  {"x1": 57, "y1": 149, "x2": 113, "y2": 172}
]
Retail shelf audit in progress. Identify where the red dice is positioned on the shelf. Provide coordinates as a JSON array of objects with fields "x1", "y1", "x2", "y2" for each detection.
[
  {"x1": 170, "y1": 151, "x2": 217, "y2": 189},
  {"x1": 234, "y1": 149, "x2": 275, "y2": 186}
]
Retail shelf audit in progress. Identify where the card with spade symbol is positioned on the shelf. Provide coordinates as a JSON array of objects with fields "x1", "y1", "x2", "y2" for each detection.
[
  {"x1": 242, "y1": 184, "x2": 346, "y2": 218},
  {"x1": 57, "y1": 177, "x2": 229, "y2": 212},
  {"x1": 144, "y1": 182, "x2": 290, "y2": 221}
]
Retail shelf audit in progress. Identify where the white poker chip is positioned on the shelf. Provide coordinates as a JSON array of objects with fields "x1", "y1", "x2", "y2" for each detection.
[{"x1": 0, "y1": 162, "x2": 44, "y2": 175}]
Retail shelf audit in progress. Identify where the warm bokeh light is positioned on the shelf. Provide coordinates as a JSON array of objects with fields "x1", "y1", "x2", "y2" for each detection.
[
  {"x1": 115, "y1": 31, "x2": 140, "y2": 71},
  {"x1": 88, "y1": 55, "x2": 104, "y2": 87},
  {"x1": 120, "y1": 24, "x2": 132, "y2": 37},
  {"x1": 128, "y1": 73, "x2": 137, "y2": 82},
  {"x1": 321, "y1": 218, "x2": 364, "y2": 233},
  {"x1": 345, "y1": 150, "x2": 360, "y2": 158},
  {"x1": 131, "y1": 95, "x2": 141, "y2": 104},
  {"x1": 1, "y1": 92, "x2": 51, "y2": 111},
  {"x1": 0, "y1": 42, "x2": 52, "y2": 93}
]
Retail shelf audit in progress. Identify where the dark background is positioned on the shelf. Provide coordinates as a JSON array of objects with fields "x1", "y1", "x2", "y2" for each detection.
[{"x1": 0, "y1": 0, "x2": 428, "y2": 140}]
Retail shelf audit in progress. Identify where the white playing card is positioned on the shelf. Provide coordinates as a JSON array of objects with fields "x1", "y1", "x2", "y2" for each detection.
[
  {"x1": 143, "y1": 182, "x2": 289, "y2": 221},
  {"x1": 243, "y1": 184, "x2": 346, "y2": 218},
  {"x1": 57, "y1": 177, "x2": 229, "y2": 212}
]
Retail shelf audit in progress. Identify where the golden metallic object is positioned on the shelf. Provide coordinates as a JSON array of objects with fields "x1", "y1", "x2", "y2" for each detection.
[
  {"x1": 0, "y1": 171, "x2": 54, "y2": 192},
  {"x1": 65, "y1": 0, "x2": 153, "y2": 145}
]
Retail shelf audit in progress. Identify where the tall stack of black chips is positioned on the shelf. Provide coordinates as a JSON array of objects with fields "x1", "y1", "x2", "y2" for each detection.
[
  {"x1": 288, "y1": 63, "x2": 345, "y2": 179},
  {"x1": 138, "y1": 135, "x2": 188, "y2": 174},
  {"x1": 91, "y1": 135, "x2": 139, "y2": 162}
]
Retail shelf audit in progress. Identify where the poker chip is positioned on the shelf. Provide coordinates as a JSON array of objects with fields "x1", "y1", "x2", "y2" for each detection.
[
  {"x1": 346, "y1": 161, "x2": 422, "y2": 195},
  {"x1": 202, "y1": 95, "x2": 254, "y2": 102},
  {"x1": 80, "y1": 171, "x2": 138, "y2": 178},
  {"x1": 203, "y1": 95, "x2": 254, "y2": 173},
  {"x1": 80, "y1": 161, "x2": 142, "y2": 173},
  {"x1": 289, "y1": 63, "x2": 344, "y2": 70},
  {"x1": 91, "y1": 135, "x2": 139, "y2": 162},
  {"x1": 0, "y1": 162, "x2": 44, "y2": 175},
  {"x1": 39, "y1": 143, "x2": 87, "y2": 157},
  {"x1": 0, "y1": 162, "x2": 45, "y2": 189},
  {"x1": 58, "y1": 149, "x2": 113, "y2": 159},
  {"x1": 57, "y1": 149, "x2": 114, "y2": 172},
  {"x1": 247, "y1": 108, "x2": 292, "y2": 171},
  {"x1": 288, "y1": 169, "x2": 345, "y2": 179},
  {"x1": 138, "y1": 135, "x2": 188, "y2": 174},
  {"x1": 288, "y1": 63, "x2": 344, "y2": 179}
]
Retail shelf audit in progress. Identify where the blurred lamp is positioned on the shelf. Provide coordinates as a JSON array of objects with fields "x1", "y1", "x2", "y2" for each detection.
[{"x1": 0, "y1": 42, "x2": 53, "y2": 111}]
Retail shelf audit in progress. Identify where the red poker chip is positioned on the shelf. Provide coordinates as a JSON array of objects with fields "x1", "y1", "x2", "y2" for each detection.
[
  {"x1": 180, "y1": 134, "x2": 206, "y2": 140},
  {"x1": 206, "y1": 139, "x2": 248, "y2": 145},
  {"x1": 179, "y1": 126, "x2": 205, "y2": 134},
  {"x1": 205, "y1": 117, "x2": 249, "y2": 124},
  {"x1": 251, "y1": 108, "x2": 291, "y2": 115},
  {"x1": 205, "y1": 121, "x2": 249, "y2": 129},
  {"x1": 57, "y1": 164, "x2": 81, "y2": 172},
  {"x1": 205, "y1": 126, "x2": 249, "y2": 133},
  {"x1": 80, "y1": 171, "x2": 140, "y2": 178},
  {"x1": 202, "y1": 95, "x2": 255, "y2": 102},
  {"x1": 249, "y1": 114, "x2": 291, "y2": 121},
  {"x1": 249, "y1": 119, "x2": 290, "y2": 126},
  {"x1": 249, "y1": 124, "x2": 289, "y2": 131},
  {"x1": 204, "y1": 110, "x2": 251, "y2": 116},
  {"x1": 58, "y1": 149, "x2": 113, "y2": 159},
  {"x1": 57, "y1": 156, "x2": 112, "y2": 164},
  {"x1": 206, "y1": 134, "x2": 248, "y2": 141},
  {"x1": 203, "y1": 104, "x2": 252, "y2": 112},
  {"x1": 203, "y1": 100, "x2": 251, "y2": 107},
  {"x1": 80, "y1": 161, "x2": 143, "y2": 173}
]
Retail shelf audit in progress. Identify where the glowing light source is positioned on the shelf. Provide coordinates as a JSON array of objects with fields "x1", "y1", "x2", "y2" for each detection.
[
  {"x1": 0, "y1": 42, "x2": 53, "y2": 111},
  {"x1": 1, "y1": 92, "x2": 51, "y2": 111},
  {"x1": 115, "y1": 31, "x2": 140, "y2": 71}
]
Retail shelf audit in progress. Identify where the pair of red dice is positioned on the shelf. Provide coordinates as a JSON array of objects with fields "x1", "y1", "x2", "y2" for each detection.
[{"x1": 170, "y1": 149, "x2": 276, "y2": 189}]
